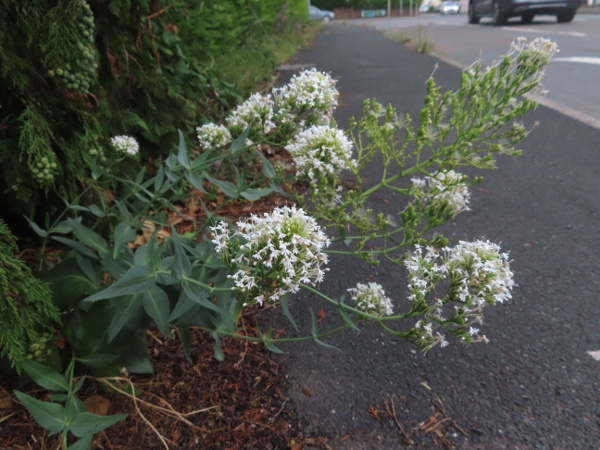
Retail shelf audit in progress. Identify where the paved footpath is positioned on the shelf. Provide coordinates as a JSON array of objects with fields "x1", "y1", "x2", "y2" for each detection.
[{"x1": 273, "y1": 23, "x2": 600, "y2": 449}]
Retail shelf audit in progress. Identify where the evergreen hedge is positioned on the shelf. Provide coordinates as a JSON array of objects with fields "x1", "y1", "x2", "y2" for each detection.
[{"x1": 0, "y1": 0, "x2": 307, "y2": 219}]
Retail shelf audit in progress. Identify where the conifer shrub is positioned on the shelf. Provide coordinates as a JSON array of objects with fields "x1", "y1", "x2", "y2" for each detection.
[{"x1": 0, "y1": 219, "x2": 60, "y2": 370}]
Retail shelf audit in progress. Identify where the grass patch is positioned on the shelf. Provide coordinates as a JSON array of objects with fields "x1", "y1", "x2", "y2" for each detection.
[
  {"x1": 214, "y1": 22, "x2": 322, "y2": 95},
  {"x1": 384, "y1": 25, "x2": 434, "y2": 54}
]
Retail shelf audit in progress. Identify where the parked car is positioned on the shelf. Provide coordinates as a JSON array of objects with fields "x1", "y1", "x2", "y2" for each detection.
[
  {"x1": 309, "y1": 5, "x2": 335, "y2": 22},
  {"x1": 468, "y1": 0, "x2": 582, "y2": 24},
  {"x1": 440, "y1": 0, "x2": 461, "y2": 14}
]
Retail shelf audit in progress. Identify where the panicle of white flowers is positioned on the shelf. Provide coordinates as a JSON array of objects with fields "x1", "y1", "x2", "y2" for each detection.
[
  {"x1": 196, "y1": 123, "x2": 232, "y2": 149},
  {"x1": 405, "y1": 239, "x2": 514, "y2": 349},
  {"x1": 274, "y1": 69, "x2": 338, "y2": 123},
  {"x1": 405, "y1": 245, "x2": 447, "y2": 303},
  {"x1": 285, "y1": 125, "x2": 355, "y2": 187},
  {"x1": 510, "y1": 36, "x2": 559, "y2": 64},
  {"x1": 348, "y1": 282, "x2": 394, "y2": 317},
  {"x1": 211, "y1": 205, "x2": 331, "y2": 305},
  {"x1": 411, "y1": 170, "x2": 471, "y2": 218},
  {"x1": 209, "y1": 221, "x2": 231, "y2": 257},
  {"x1": 227, "y1": 93, "x2": 275, "y2": 136},
  {"x1": 444, "y1": 239, "x2": 514, "y2": 306},
  {"x1": 111, "y1": 135, "x2": 139, "y2": 156}
]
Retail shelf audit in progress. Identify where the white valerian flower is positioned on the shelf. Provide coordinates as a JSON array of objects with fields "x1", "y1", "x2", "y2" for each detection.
[
  {"x1": 209, "y1": 220, "x2": 231, "y2": 256},
  {"x1": 111, "y1": 135, "x2": 139, "y2": 156},
  {"x1": 411, "y1": 170, "x2": 471, "y2": 218},
  {"x1": 443, "y1": 239, "x2": 514, "y2": 306},
  {"x1": 348, "y1": 282, "x2": 394, "y2": 317},
  {"x1": 196, "y1": 123, "x2": 231, "y2": 149},
  {"x1": 226, "y1": 93, "x2": 275, "y2": 137},
  {"x1": 404, "y1": 239, "x2": 514, "y2": 348},
  {"x1": 211, "y1": 205, "x2": 331, "y2": 305},
  {"x1": 285, "y1": 125, "x2": 355, "y2": 187},
  {"x1": 274, "y1": 69, "x2": 338, "y2": 123}
]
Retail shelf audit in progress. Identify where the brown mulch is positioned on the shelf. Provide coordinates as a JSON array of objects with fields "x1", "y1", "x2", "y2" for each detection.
[{"x1": 0, "y1": 314, "x2": 331, "y2": 449}]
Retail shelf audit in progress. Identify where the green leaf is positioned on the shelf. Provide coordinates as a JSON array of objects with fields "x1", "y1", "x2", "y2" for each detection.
[
  {"x1": 143, "y1": 286, "x2": 172, "y2": 337},
  {"x1": 24, "y1": 217, "x2": 48, "y2": 237},
  {"x1": 113, "y1": 223, "x2": 136, "y2": 258},
  {"x1": 240, "y1": 187, "x2": 273, "y2": 201},
  {"x1": 88, "y1": 204, "x2": 106, "y2": 217},
  {"x1": 83, "y1": 265, "x2": 155, "y2": 302},
  {"x1": 153, "y1": 164, "x2": 165, "y2": 192},
  {"x1": 20, "y1": 360, "x2": 70, "y2": 392},
  {"x1": 67, "y1": 218, "x2": 108, "y2": 253},
  {"x1": 310, "y1": 309, "x2": 340, "y2": 351},
  {"x1": 117, "y1": 335, "x2": 154, "y2": 374},
  {"x1": 338, "y1": 299, "x2": 361, "y2": 332},
  {"x1": 76, "y1": 353, "x2": 119, "y2": 369},
  {"x1": 182, "y1": 281, "x2": 222, "y2": 313},
  {"x1": 230, "y1": 125, "x2": 250, "y2": 154},
  {"x1": 107, "y1": 295, "x2": 144, "y2": 342},
  {"x1": 184, "y1": 170, "x2": 207, "y2": 193},
  {"x1": 179, "y1": 325, "x2": 193, "y2": 364},
  {"x1": 212, "y1": 332, "x2": 224, "y2": 361},
  {"x1": 203, "y1": 173, "x2": 239, "y2": 198},
  {"x1": 263, "y1": 340, "x2": 285, "y2": 354},
  {"x1": 261, "y1": 154, "x2": 276, "y2": 177},
  {"x1": 177, "y1": 130, "x2": 190, "y2": 169},
  {"x1": 169, "y1": 289, "x2": 197, "y2": 322},
  {"x1": 279, "y1": 295, "x2": 299, "y2": 332},
  {"x1": 170, "y1": 230, "x2": 192, "y2": 280},
  {"x1": 67, "y1": 433, "x2": 93, "y2": 450},
  {"x1": 13, "y1": 391, "x2": 66, "y2": 435},
  {"x1": 69, "y1": 412, "x2": 129, "y2": 438},
  {"x1": 52, "y1": 236, "x2": 98, "y2": 259}
]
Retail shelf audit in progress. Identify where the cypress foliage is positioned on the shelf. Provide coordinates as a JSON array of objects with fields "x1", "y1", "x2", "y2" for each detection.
[
  {"x1": 0, "y1": 0, "x2": 238, "y2": 218},
  {"x1": 0, "y1": 219, "x2": 60, "y2": 369}
]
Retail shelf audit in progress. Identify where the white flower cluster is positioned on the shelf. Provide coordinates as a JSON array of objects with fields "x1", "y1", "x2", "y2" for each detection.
[
  {"x1": 285, "y1": 125, "x2": 355, "y2": 185},
  {"x1": 196, "y1": 123, "x2": 232, "y2": 149},
  {"x1": 348, "y1": 282, "x2": 393, "y2": 317},
  {"x1": 510, "y1": 36, "x2": 559, "y2": 63},
  {"x1": 405, "y1": 239, "x2": 514, "y2": 348},
  {"x1": 111, "y1": 135, "x2": 139, "y2": 156},
  {"x1": 509, "y1": 37, "x2": 559, "y2": 84},
  {"x1": 226, "y1": 93, "x2": 275, "y2": 136},
  {"x1": 211, "y1": 205, "x2": 330, "y2": 305},
  {"x1": 411, "y1": 170, "x2": 470, "y2": 218},
  {"x1": 274, "y1": 68, "x2": 339, "y2": 122}
]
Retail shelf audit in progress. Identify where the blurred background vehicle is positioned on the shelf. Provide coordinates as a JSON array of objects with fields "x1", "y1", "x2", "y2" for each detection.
[
  {"x1": 468, "y1": 0, "x2": 582, "y2": 24},
  {"x1": 440, "y1": 0, "x2": 461, "y2": 14},
  {"x1": 309, "y1": 5, "x2": 335, "y2": 22}
]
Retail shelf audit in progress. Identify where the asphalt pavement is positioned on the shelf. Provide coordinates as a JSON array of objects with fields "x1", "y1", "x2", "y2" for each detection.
[{"x1": 272, "y1": 23, "x2": 600, "y2": 449}]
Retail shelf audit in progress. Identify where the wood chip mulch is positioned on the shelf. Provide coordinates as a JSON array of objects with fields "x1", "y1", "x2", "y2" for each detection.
[{"x1": 0, "y1": 315, "x2": 331, "y2": 449}]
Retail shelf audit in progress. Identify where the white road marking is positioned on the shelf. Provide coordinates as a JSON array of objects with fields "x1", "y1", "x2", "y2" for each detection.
[
  {"x1": 553, "y1": 56, "x2": 600, "y2": 65},
  {"x1": 502, "y1": 26, "x2": 586, "y2": 37},
  {"x1": 586, "y1": 350, "x2": 600, "y2": 361}
]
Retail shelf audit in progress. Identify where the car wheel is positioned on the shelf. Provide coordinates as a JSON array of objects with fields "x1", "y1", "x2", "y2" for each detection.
[
  {"x1": 556, "y1": 10, "x2": 575, "y2": 22},
  {"x1": 493, "y1": 2, "x2": 508, "y2": 25},
  {"x1": 468, "y1": 3, "x2": 480, "y2": 23},
  {"x1": 521, "y1": 13, "x2": 534, "y2": 23},
  {"x1": 323, "y1": 15, "x2": 330, "y2": 23}
]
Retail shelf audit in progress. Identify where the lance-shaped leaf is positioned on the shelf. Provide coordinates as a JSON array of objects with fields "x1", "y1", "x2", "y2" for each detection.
[
  {"x1": 69, "y1": 412, "x2": 129, "y2": 438},
  {"x1": 203, "y1": 172, "x2": 239, "y2": 198},
  {"x1": 83, "y1": 265, "x2": 155, "y2": 302},
  {"x1": 13, "y1": 391, "x2": 66, "y2": 435},
  {"x1": 67, "y1": 218, "x2": 108, "y2": 253},
  {"x1": 143, "y1": 286, "x2": 172, "y2": 337},
  {"x1": 20, "y1": 359, "x2": 70, "y2": 392}
]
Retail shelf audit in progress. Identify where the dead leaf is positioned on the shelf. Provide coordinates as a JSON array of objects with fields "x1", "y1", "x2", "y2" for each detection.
[{"x1": 84, "y1": 395, "x2": 111, "y2": 415}]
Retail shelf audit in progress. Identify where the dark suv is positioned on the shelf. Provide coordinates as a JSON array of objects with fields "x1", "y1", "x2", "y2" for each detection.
[{"x1": 468, "y1": 0, "x2": 582, "y2": 24}]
